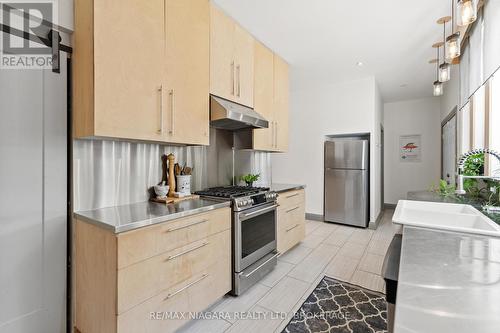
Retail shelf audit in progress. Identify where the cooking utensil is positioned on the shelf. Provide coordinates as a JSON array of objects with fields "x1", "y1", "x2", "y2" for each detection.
[
  {"x1": 183, "y1": 166, "x2": 192, "y2": 175},
  {"x1": 174, "y1": 163, "x2": 181, "y2": 176}
]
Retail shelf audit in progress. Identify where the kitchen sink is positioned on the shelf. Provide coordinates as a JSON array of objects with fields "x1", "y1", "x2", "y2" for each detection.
[{"x1": 393, "y1": 200, "x2": 500, "y2": 237}]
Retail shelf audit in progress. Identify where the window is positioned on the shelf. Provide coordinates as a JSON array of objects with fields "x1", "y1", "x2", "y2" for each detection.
[
  {"x1": 458, "y1": 101, "x2": 471, "y2": 156},
  {"x1": 489, "y1": 73, "x2": 500, "y2": 176},
  {"x1": 472, "y1": 85, "x2": 486, "y2": 149}
]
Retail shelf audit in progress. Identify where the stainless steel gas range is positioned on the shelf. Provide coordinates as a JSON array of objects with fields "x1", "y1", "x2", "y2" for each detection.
[{"x1": 195, "y1": 186, "x2": 278, "y2": 295}]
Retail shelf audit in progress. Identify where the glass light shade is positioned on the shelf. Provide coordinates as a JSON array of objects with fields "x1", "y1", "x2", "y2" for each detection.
[
  {"x1": 439, "y1": 62, "x2": 451, "y2": 82},
  {"x1": 457, "y1": 0, "x2": 477, "y2": 26},
  {"x1": 433, "y1": 80, "x2": 444, "y2": 96},
  {"x1": 446, "y1": 33, "x2": 461, "y2": 60}
]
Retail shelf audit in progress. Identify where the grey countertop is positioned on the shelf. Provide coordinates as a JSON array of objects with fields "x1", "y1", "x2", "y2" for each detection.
[
  {"x1": 394, "y1": 226, "x2": 500, "y2": 333},
  {"x1": 271, "y1": 183, "x2": 306, "y2": 193},
  {"x1": 74, "y1": 199, "x2": 230, "y2": 233}
]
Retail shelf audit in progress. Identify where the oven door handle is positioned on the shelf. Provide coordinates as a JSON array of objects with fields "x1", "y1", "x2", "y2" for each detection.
[{"x1": 241, "y1": 204, "x2": 278, "y2": 219}]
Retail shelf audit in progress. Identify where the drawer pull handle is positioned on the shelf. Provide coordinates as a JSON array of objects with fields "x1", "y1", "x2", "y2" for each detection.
[
  {"x1": 165, "y1": 242, "x2": 209, "y2": 261},
  {"x1": 286, "y1": 224, "x2": 299, "y2": 232},
  {"x1": 164, "y1": 274, "x2": 209, "y2": 300},
  {"x1": 286, "y1": 193, "x2": 299, "y2": 198},
  {"x1": 243, "y1": 253, "x2": 279, "y2": 278},
  {"x1": 286, "y1": 206, "x2": 300, "y2": 213},
  {"x1": 165, "y1": 219, "x2": 209, "y2": 233}
]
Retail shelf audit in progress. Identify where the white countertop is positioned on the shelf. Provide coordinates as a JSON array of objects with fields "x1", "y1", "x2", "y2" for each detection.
[{"x1": 394, "y1": 226, "x2": 500, "y2": 333}]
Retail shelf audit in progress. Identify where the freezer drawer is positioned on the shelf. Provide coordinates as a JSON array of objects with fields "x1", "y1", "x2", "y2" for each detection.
[
  {"x1": 324, "y1": 140, "x2": 369, "y2": 170},
  {"x1": 324, "y1": 168, "x2": 368, "y2": 227}
]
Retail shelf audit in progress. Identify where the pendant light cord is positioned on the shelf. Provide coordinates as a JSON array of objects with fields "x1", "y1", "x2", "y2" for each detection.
[
  {"x1": 442, "y1": 22, "x2": 446, "y2": 60},
  {"x1": 436, "y1": 47, "x2": 440, "y2": 80},
  {"x1": 451, "y1": 0, "x2": 455, "y2": 33}
]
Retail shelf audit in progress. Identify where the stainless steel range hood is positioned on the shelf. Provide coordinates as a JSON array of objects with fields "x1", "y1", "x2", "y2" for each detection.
[{"x1": 210, "y1": 95, "x2": 268, "y2": 130}]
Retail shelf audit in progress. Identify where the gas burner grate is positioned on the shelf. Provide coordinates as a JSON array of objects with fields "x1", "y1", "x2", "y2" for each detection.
[{"x1": 195, "y1": 186, "x2": 270, "y2": 199}]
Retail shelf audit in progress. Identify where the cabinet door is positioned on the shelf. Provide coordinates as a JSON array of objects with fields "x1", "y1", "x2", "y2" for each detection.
[
  {"x1": 274, "y1": 55, "x2": 289, "y2": 152},
  {"x1": 210, "y1": 4, "x2": 235, "y2": 101},
  {"x1": 93, "y1": 0, "x2": 165, "y2": 141},
  {"x1": 253, "y1": 41, "x2": 274, "y2": 151},
  {"x1": 233, "y1": 23, "x2": 255, "y2": 107},
  {"x1": 165, "y1": 0, "x2": 209, "y2": 145}
]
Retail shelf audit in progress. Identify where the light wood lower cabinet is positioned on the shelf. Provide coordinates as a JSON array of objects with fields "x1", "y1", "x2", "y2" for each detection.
[
  {"x1": 277, "y1": 189, "x2": 306, "y2": 254},
  {"x1": 75, "y1": 207, "x2": 231, "y2": 333}
]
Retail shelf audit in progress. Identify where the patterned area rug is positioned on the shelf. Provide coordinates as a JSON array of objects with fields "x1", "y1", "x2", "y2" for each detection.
[{"x1": 281, "y1": 276, "x2": 387, "y2": 333}]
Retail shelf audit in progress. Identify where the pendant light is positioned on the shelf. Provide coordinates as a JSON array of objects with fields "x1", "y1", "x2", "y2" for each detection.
[
  {"x1": 446, "y1": 0, "x2": 461, "y2": 60},
  {"x1": 457, "y1": 0, "x2": 478, "y2": 26},
  {"x1": 438, "y1": 17, "x2": 451, "y2": 82},
  {"x1": 433, "y1": 42, "x2": 444, "y2": 96}
]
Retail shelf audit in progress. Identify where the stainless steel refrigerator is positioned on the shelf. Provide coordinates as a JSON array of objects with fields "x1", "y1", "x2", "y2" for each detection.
[{"x1": 324, "y1": 138, "x2": 369, "y2": 227}]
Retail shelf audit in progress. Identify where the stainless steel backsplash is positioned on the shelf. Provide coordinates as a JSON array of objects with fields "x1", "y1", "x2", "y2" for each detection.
[{"x1": 73, "y1": 131, "x2": 271, "y2": 211}]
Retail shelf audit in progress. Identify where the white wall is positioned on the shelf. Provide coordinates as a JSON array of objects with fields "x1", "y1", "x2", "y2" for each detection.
[
  {"x1": 383, "y1": 98, "x2": 441, "y2": 204},
  {"x1": 272, "y1": 75, "x2": 382, "y2": 223}
]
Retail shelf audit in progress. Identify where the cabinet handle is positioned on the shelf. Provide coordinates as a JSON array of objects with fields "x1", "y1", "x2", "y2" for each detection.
[
  {"x1": 169, "y1": 89, "x2": 174, "y2": 135},
  {"x1": 286, "y1": 193, "x2": 299, "y2": 199},
  {"x1": 164, "y1": 274, "x2": 209, "y2": 300},
  {"x1": 164, "y1": 219, "x2": 209, "y2": 233},
  {"x1": 286, "y1": 206, "x2": 300, "y2": 213},
  {"x1": 165, "y1": 242, "x2": 209, "y2": 261},
  {"x1": 236, "y1": 64, "x2": 241, "y2": 97},
  {"x1": 286, "y1": 224, "x2": 299, "y2": 232},
  {"x1": 158, "y1": 85, "x2": 163, "y2": 134},
  {"x1": 231, "y1": 61, "x2": 235, "y2": 95}
]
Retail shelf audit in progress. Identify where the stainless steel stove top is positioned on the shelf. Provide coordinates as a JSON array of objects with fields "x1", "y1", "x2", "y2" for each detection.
[{"x1": 195, "y1": 186, "x2": 277, "y2": 211}]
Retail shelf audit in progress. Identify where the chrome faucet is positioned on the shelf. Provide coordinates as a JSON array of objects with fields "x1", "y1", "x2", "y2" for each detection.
[{"x1": 455, "y1": 148, "x2": 500, "y2": 195}]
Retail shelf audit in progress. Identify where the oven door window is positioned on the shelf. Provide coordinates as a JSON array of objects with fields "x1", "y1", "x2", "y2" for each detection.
[{"x1": 241, "y1": 209, "x2": 275, "y2": 259}]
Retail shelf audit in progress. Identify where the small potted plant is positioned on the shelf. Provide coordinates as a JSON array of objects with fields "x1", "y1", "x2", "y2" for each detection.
[{"x1": 240, "y1": 173, "x2": 260, "y2": 187}]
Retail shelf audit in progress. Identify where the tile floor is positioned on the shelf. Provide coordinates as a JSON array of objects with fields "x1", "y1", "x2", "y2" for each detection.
[{"x1": 178, "y1": 209, "x2": 400, "y2": 333}]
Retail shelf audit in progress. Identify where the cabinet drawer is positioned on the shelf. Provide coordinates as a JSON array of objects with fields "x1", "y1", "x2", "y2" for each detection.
[
  {"x1": 278, "y1": 220, "x2": 305, "y2": 254},
  {"x1": 117, "y1": 207, "x2": 230, "y2": 268},
  {"x1": 117, "y1": 257, "x2": 231, "y2": 333},
  {"x1": 277, "y1": 197, "x2": 305, "y2": 254},
  {"x1": 117, "y1": 230, "x2": 230, "y2": 314},
  {"x1": 277, "y1": 189, "x2": 305, "y2": 210}
]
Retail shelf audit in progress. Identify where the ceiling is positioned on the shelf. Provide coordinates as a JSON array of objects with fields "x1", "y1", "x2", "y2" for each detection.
[{"x1": 212, "y1": 0, "x2": 453, "y2": 102}]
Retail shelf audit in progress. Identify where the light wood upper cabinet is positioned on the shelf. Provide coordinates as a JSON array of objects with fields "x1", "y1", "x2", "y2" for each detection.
[
  {"x1": 164, "y1": 0, "x2": 209, "y2": 145},
  {"x1": 209, "y1": 4, "x2": 234, "y2": 102},
  {"x1": 274, "y1": 55, "x2": 289, "y2": 152},
  {"x1": 253, "y1": 41, "x2": 275, "y2": 151},
  {"x1": 73, "y1": 0, "x2": 209, "y2": 145},
  {"x1": 209, "y1": 4, "x2": 254, "y2": 107},
  {"x1": 252, "y1": 48, "x2": 289, "y2": 152},
  {"x1": 233, "y1": 24, "x2": 254, "y2": 107}
]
